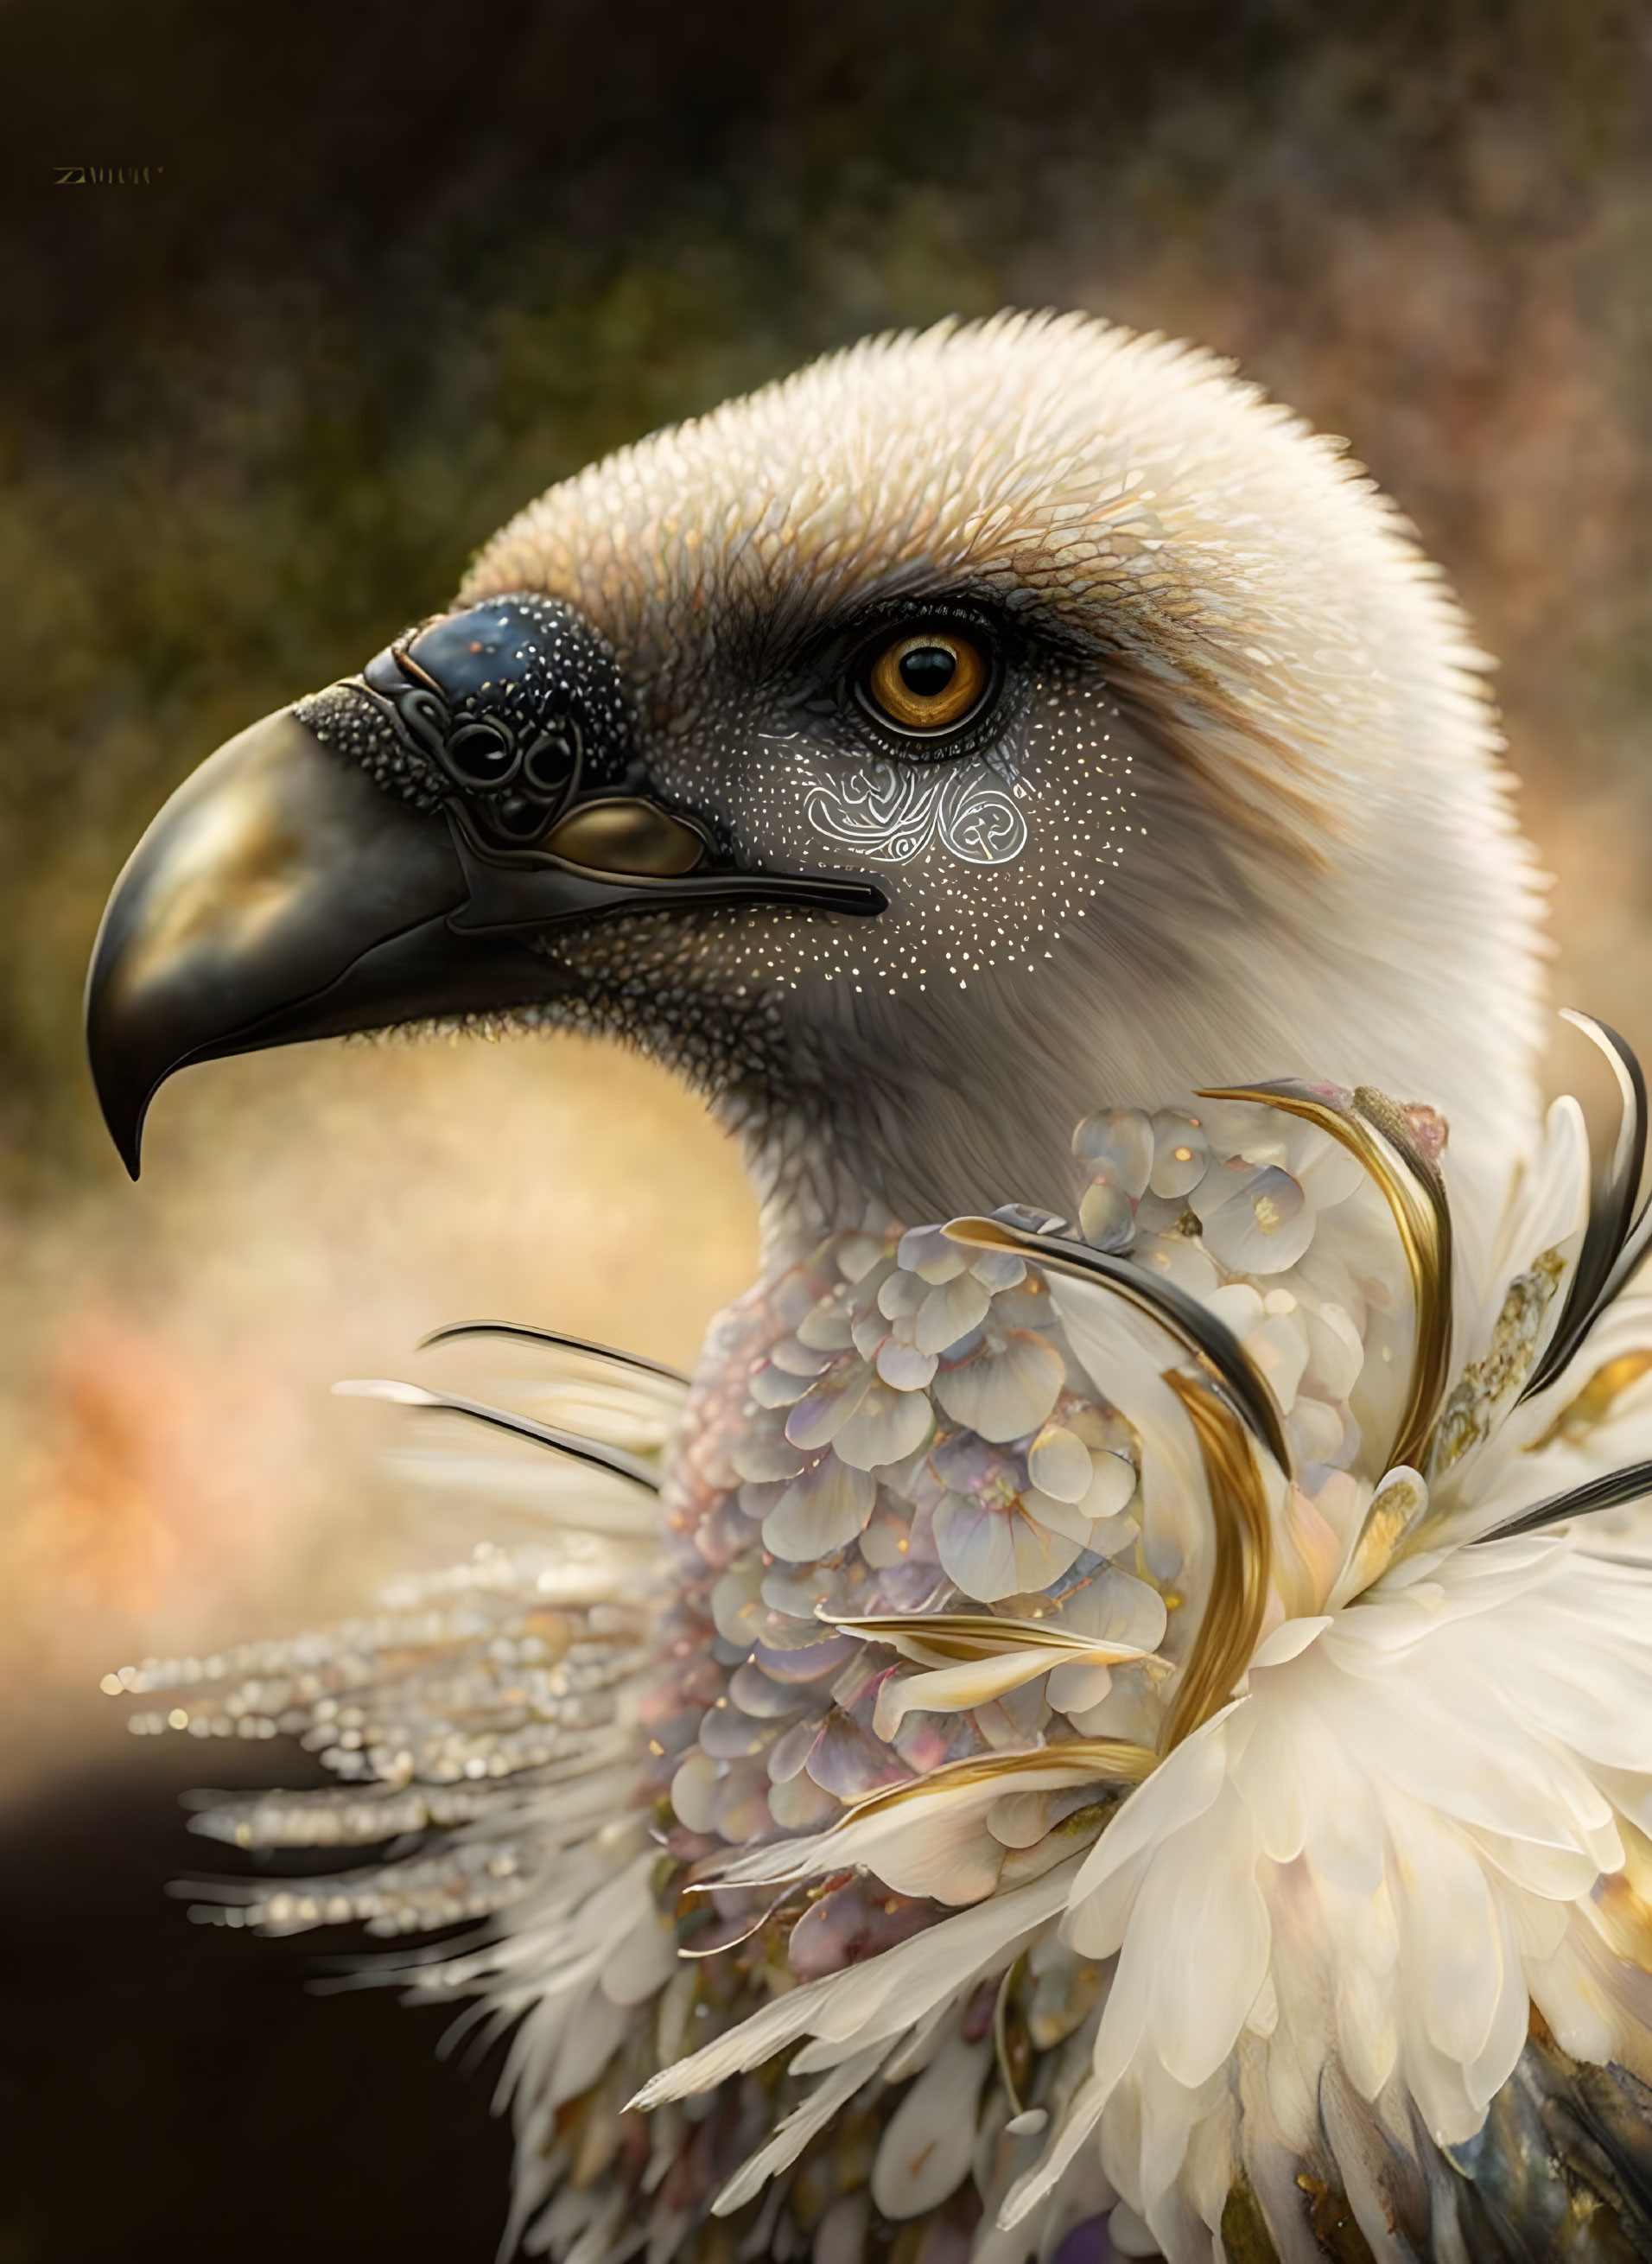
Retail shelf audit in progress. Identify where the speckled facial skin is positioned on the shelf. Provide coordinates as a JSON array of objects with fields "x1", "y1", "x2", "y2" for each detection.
[{"x1": 461, "y1": 312, "x2": 1544, "y2": 1246}]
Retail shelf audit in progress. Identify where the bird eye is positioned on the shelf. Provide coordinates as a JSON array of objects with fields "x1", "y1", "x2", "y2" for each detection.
[{"x1": 863, "y1": 631, "x2": 988, "y2": 735}]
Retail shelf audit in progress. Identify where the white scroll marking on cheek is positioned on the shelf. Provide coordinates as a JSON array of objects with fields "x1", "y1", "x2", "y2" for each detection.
[{"x1": 803, "y1": 758, "x2": 1029, "y2": 869}]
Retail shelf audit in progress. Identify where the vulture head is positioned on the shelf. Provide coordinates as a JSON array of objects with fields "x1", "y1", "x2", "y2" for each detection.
[{"x1": 87, "y1": 312, "x2": 1541, "y2": 1237}]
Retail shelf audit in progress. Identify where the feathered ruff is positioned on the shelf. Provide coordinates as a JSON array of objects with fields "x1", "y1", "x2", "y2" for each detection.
[
  {"x1": 114, "y1": 1028, "x2": 1652, "y2": 2262},
  {"x1": 638, "y1": 1033, "x2": 1652, "y2": 2260}
]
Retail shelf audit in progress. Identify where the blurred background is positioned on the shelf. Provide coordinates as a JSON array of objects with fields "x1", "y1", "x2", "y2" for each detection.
[{"x1": 1, "y1": 0, "x2": 1649, "y2": 2254}]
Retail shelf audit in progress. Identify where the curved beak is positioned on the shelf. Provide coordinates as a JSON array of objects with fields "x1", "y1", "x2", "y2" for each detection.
[
  {"x1": 84, "y1": 710, "x2": 569, "y2": 1177},
  {"x1": 86, "y1": 700, "x2": 887, "y2": 1179}
]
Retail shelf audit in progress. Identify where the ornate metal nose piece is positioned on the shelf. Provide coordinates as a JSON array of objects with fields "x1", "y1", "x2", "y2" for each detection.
[
  {"x1": 356, "y1": 607, "x2": 589, "y2": 849},
  {"x1": 293, "y1": 588, "x2": 888, "y2": 935},
  {"x1": 330, "y1": 599, "x2": 715, "y2": 880}
]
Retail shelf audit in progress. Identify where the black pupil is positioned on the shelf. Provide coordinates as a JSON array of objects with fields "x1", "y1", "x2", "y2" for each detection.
[{"x1": 898, "y1": 645, "x2": 957, "y2": 700}]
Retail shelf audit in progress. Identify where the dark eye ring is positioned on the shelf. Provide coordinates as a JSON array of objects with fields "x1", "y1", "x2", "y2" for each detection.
[{"x1": 860, "y1": 628, "x2": 991, "y2": 736}]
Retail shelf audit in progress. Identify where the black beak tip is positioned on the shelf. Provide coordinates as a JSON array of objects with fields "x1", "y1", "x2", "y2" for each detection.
[
  {"x1": 84, "y1": 974, "x2": 151, "y2": 1181},
  {"x1": 111, "y1": 1101, "x2": 146, "y2": 1182}
]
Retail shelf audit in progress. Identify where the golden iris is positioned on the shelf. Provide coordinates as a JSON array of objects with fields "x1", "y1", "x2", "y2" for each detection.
[{"x1": 866, "y1": 631, "x2": 988, "y2": 733}]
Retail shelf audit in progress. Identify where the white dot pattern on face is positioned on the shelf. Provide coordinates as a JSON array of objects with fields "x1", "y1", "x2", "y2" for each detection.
[
  {"x1": 627, "y1": 671, "x2": 1138, "y2": 1008},
  {"x1": 496, "y1": 671, "x2": 1146, "y2": 1242}
]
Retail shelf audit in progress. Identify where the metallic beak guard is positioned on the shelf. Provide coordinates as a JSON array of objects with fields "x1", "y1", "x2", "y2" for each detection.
[{"x1": 85, "y1": 595, "x2": 886, "y2": 1176}]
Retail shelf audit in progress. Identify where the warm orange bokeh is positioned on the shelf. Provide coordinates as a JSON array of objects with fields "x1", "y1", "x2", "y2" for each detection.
[{"x1": 0, "y1": 1038, "x2": 755, "y2": 1796}]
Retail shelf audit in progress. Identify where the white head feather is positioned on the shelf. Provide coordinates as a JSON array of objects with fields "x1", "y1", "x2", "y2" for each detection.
[{"x1": 470, "y1": 311, "x2": 1544, "y2": 1238}]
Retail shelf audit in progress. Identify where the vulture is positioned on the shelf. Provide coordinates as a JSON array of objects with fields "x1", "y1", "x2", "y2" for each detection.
[{"x1": 85, "y1": 313, "x2": 1652, "y2": 2263}]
